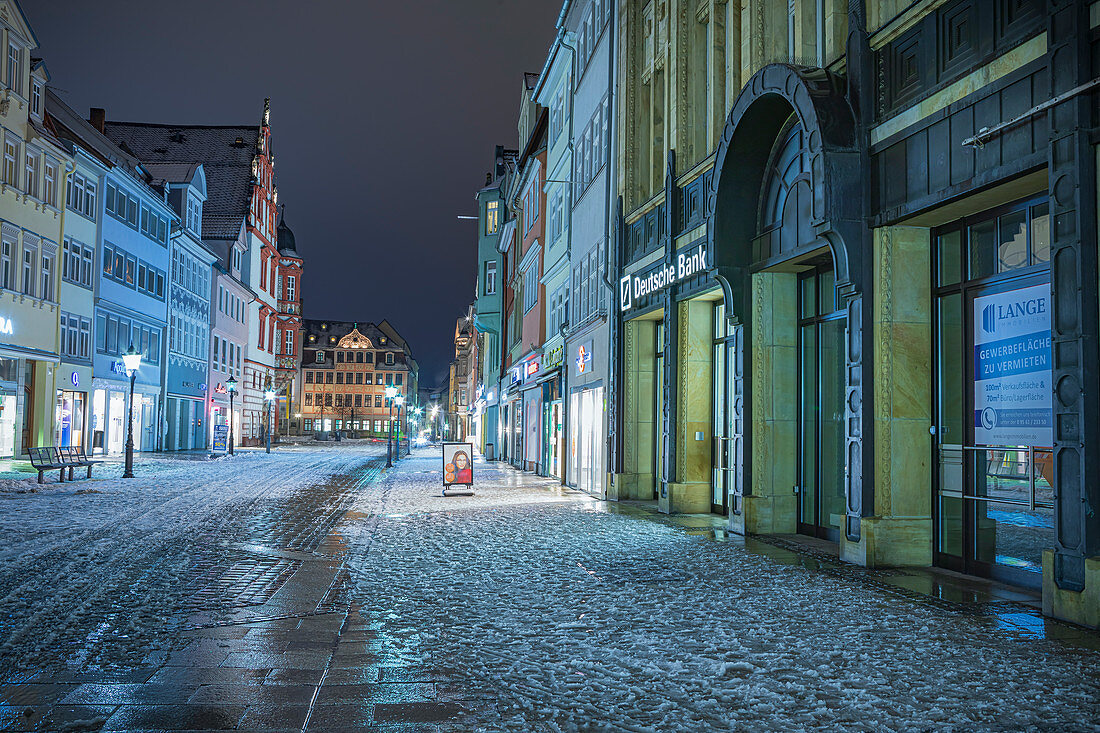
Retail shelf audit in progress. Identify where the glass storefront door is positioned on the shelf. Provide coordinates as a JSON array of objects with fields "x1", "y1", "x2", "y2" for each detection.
[
  {"x1": 712, "y1": 303, "x2": 737, "y2": 514},
  {"x1": 546, "y1": 398, "x2": 562, "y2": 479},
  {"x1": 56, "y1": 390, "x2": 86, "y2": 448},
  {"x1": 796, "y1": 266, "x2": 846, "y2": 541},
  {"x1": 654, "y1": 321, "x2": 664, "y2": 499},
  {"x1": 933, "y1": 197, "x2": 1053, "y2": 587}
]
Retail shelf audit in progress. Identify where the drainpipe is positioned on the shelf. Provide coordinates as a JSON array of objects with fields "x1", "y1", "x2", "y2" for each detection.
[{"x1": 559, "y1": 28, "x2": 578, "y2": 488}]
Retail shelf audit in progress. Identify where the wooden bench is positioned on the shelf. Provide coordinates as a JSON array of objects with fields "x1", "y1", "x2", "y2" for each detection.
[
  {"x1": 28, "y1": 447, "x2": 70, "y2": 484},
  {"x1": 61, "y1": 446, "x2": 101, "y2": 480}
]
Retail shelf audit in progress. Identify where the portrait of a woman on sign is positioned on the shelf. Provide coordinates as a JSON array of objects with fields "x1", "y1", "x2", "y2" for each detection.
[{"x1": 443, "y1": 443, "x2": 474, "y2": 486}]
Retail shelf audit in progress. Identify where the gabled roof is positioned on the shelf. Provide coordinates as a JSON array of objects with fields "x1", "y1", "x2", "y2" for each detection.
[
  {"x1": 44, "y1": 89, "x2": 152, "y2": 187},
  {"x1": 0, "y1": 1, "x2": 40, "y2": 49},
  {"x1": 102, "y1": 122, "x2": 261, "y2": 240}
]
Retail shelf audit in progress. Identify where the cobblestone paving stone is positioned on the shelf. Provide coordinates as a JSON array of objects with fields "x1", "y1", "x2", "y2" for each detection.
[
  {"x1": 0, "y1": 444, "x2": 481, "y2": 732},
  {"x1": 1, "y1": 445, "x2": 1099, "y2": 731}
]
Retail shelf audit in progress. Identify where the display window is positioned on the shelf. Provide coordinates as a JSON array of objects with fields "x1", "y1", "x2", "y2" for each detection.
[{"x1": 932, "y1": 196, "x2": 1052, "y2": 587}]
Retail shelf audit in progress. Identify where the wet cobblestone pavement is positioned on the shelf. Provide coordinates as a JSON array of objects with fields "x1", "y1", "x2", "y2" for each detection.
[{"x1": 0, "y1": 446, "x2": 1098, "y2": 731}]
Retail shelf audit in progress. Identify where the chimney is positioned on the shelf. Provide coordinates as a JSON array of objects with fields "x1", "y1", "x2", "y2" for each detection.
[{"x1": 89, "y1": 108, "x2": 106, "y2": 133}]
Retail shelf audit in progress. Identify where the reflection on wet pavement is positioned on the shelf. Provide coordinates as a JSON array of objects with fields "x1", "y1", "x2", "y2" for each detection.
[{"x1": 1, "y1": 446, "x2": 1098, "y2": 731}]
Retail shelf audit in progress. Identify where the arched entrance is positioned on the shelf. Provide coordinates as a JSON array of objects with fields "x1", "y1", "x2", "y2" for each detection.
[{"x1": 705, "y1": 64, "x2": 864, "y2": 543}]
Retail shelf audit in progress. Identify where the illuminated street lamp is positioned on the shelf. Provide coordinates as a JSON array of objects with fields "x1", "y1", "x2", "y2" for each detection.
[
  {"x1": 226, "y1": 376, "x2": 238, "y2": 456},
  {"x1": 264, "y1": 388, "x2": 276, "y2": 454},
  {"x1": 121, "y1": 344, "x2": 143, "y2": 479},
  {"x1": 386, "y1": 386, "x2": 398, "y2": 467},
  {"x1": 395, "y1": 394, "x2": 405, "y2": 456}
]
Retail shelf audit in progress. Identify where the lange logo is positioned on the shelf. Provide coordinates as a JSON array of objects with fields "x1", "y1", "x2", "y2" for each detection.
[{"x1": 981, "y1": 296, "x2": 1047, "y2": 335}]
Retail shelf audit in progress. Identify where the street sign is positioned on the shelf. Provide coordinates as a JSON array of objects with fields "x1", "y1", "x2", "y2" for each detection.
[
  {"x1": 212, "y1": 424, "x2": 229, "y2": 454},
  {"x1": 442, "y1": 442, "x2": 474, "y2": 496}
]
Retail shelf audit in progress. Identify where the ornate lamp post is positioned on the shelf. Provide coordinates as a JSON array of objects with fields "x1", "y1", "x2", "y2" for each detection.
[
  {"x1": 264, "y1": 388, "x2": 276, "y2": 454},
  {"x1": 395, "y1": 394, "x2": 405, "y2": 456},
  {"x1": 226, "y1": 376, "x2": 238, "y2": 456},
  {"x1": 385, "y1": 386, "x2": 398, "y2": 467},
  {"x1": 121, "y1": 344, "x2": 143, "y2": 479}
]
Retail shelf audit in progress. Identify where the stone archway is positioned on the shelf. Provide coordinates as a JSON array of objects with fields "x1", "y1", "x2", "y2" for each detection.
[{"x1": 703, "y1": 64, "x2": 867, "y2": 542}]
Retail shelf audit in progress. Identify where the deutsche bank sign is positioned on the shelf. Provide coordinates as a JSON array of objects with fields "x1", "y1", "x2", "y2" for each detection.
[
  {"x1": 973, "y1": 283, "x2": 1052, "y2": 446},
  {"x1": 620, "y1": 244, "x2": 708, "y2": 312}
]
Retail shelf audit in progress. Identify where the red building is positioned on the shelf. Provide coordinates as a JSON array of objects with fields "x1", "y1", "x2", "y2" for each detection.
[{"x1": 274, "y1": 209, "x2": 303, "y2": 433}]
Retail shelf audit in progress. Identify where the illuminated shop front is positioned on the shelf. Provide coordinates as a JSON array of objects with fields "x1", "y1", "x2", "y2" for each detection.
[{"x1": 568, "y1": 340, "x2": 605, "y2": 497}]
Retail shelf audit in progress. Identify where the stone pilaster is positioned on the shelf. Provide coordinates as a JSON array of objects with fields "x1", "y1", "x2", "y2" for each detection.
[
  {"x1": 733, "y1": 271, "x2": 797, "y2": 534},
  {"x1": 842, "y1": 226, "x2": 932, "y2": 567},
  {"x1": 614, "y1": 317, "x2": 658, "y2": 500}
]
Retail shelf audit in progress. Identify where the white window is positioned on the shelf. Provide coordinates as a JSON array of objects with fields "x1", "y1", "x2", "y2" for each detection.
[
  {"x1": 43, "y1": 161, "x2": 56, "y2": 207},
  {"x1": 6, "y1": 43, "x2": 21, "y2": 94},
  {"x1": 23, "y1": 150, "x2": 37, "y2": 198},
  {"x1": 484, "y1": 260, "x2": 497, "y2": 295},
  {"x1": 21, "y1": 242, "x2": 35, "y2": 296},
  {"x1": 286, "y1": 274, "x2": 296, "y2": 301},
  {"x1": 523, "y1": 260, "x2": 538, "y2": 312},
  {"x1": 67, "y1": 173, "x2": 97, "y2": 218},
  {"x1": 3, "y1": 137, "x2": 18, "y2": 187},
  {"x1": 284, "y1": 329, "x2": 294, "y2": 355},
  {"x1": 0, "y1": 231, "x2": 12, "y2": 290},
  {"x1": 187, "y1": 196, "x2": 202, "y2": 235},
  {"x1": 39, "y1": 250, "x2": 53, "y2": 301},
  {"x1": 386, "y1": 352, "x2": 394, "y2": 365},
  {"x1": 485, "y1": 200, "x2": 499, "y2": 235},
  {"x1": 30, "y1": 81, "x2": 40, "y2": 117}
]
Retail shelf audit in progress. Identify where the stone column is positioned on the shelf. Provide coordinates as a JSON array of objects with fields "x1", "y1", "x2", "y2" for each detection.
[
  {"x1": 661, "y1": 299, "x2": 712, "y2": 513},
  {"x1": 842, "y1": 226, "x2": 933, "y2": 567},
  {"x1": 613, "y1": 317, "x2": 658, "y2": 500},
  {"x1": 734, "y1": 271, "x2": 797, "y2": 534}
]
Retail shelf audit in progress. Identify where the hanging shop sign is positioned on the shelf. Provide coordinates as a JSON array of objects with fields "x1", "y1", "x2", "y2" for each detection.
[
  {"x1": 619, "y1": 243, "x2": 708, "y2": 312},
  {"x1": 973, "y1": 282, "x2": 1052, "y2": 446},
  {"x1": 576, "y1": 342, "x2": 592, "y2": 374},
  {"x1": 214, "y1": 383, "x2": 228, "y2": 394},
  {"x1": 525, "y1": 359, "x2": 540, "y2": 378},
  {"x1": 0, "y1": 317, "x2": 12, "y2": 335},
  {"x1": 544, "y1": 344, "x2": 564, "y2": 371},
  {"x1": 70, "y1": 371, "x2": 80, "y2": 387}
]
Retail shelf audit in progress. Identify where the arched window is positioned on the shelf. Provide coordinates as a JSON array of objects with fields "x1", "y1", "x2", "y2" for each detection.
[{"x1": 757, "y1": 119, "x2": 815, "y2": 259}]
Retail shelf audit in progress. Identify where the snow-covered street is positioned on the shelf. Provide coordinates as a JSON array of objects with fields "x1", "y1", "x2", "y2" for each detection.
[{"x1": 0, "y1": 445, "x2": 1098, "y2": 731}]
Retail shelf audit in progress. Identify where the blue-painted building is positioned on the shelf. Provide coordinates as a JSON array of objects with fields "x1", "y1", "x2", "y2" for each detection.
[
  {"x1": 87, "y1": 122, "x2": 171, "y2": 454},
  {"x1": 147, "y1": 163, "x2": 215, "y2": 451}
]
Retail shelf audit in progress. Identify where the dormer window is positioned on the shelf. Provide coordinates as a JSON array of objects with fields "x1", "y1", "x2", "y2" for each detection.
[
  {"x1": 30, "y1": 81, "x2": 41, "y2": 117},
  {"x1": 186, "y1": 196, "x2": 202, "y2": 236}
]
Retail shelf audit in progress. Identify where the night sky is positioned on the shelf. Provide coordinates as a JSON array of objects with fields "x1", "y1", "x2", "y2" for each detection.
[{"x1": 24, "y1": 0, "x2": 558, "y2": 386}]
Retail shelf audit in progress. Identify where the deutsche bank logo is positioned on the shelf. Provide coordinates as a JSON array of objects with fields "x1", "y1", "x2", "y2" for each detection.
[
  {"x1": 619, "y1": 275, "x2": 632, "y2": 312},
  {"x1": 982, "y1": 304, "x2": 996, "y2": 334}
]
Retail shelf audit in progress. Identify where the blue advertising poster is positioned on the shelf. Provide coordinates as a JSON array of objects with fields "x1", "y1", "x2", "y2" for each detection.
[
  {"x1": 212, "y1": 424, "x2": 229, "y2": 453},
  {"x1": 973, "y1": 283, "x2": 1052, "y2": 446}
]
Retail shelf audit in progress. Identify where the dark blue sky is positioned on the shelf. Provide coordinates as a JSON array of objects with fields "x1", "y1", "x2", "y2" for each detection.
[{"x1": 25, "y1": 0, "x2": 558, "y2": 386}]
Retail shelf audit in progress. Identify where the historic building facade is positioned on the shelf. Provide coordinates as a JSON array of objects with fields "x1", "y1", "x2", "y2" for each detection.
[
  {"x1": 471, "y1": 147, "x2": 514, "y2": 459},
  {"x1": 296, "y1": 319, "x2": 418, "y2": 439},
  {"x1": 0, "y1": 2, "x2": 70, "y2": 457},
  {"x1": 152, "y1": 163, "x2": 215, "y2": 451},
  {"x1": 609, "y1": 0, "x2": 1099, "y2": 627},
  {"x1": 274, "y1": 210, "x2": 302, "y2": 436},
  {"x1": 104, "y1": 98, "x2": 300, "y2": 447}
]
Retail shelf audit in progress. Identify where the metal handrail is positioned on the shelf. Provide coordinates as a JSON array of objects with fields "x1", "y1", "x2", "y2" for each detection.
[{"x1": 941, "y1": 444, "x2": 1053, "y2": 512}]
